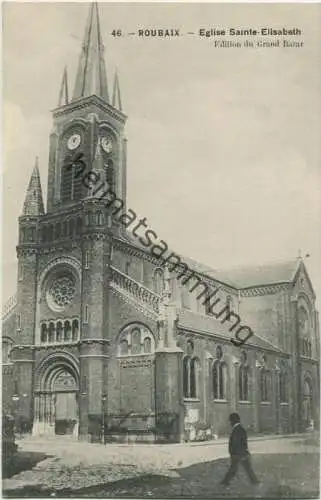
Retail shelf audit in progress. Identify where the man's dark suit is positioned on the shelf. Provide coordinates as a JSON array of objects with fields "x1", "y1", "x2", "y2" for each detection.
[{"x1": 221, "y1": 423, "x2": 259, "y2": 485}]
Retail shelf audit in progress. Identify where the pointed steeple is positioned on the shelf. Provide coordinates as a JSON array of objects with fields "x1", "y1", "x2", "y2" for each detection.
[
  {"x1": 112, "y1": 70, "x2": 122, "y2": 111},
  {"x1": 58, "y1": 66, "x2": 69, "y2": 106},
  {"x1": 22, "y1": 158, "x2": 45, "y2": 216},
  {"x1": 72, "y1": 2, "x2": 109, "y2": 102}
]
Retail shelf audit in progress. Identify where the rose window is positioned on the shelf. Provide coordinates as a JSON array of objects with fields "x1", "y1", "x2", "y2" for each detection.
[{"x1": 48, "y1": 276, "x2": 75, "y2": 307}]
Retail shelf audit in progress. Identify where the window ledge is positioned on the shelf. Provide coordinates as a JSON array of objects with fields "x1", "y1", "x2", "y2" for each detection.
[
  {"x1": 239, "y1": 400, "x2": 251, "y2": 404},
  {"x1": 184, "y1": 398, "x2": 200, "y2": 403},
  {"x1": 260, "y1": 401, "x2": 271, "y2": 405},
  {"x1": 213, "y1": 399, "x2": 228, "y2": 403},
  {"x1": 280, "y1": 402, "x2": 289, "y2": 406}
]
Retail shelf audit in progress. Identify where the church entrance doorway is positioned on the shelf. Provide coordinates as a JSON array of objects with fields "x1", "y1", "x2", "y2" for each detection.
[{"x1": 33, "y1": 354, "x2": 79, "y2": 437}]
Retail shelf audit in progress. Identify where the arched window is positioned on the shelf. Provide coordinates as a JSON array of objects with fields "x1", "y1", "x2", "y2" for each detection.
[
  {"x1": 213, "y1": 361, "x2": 226, "y2": 400},
  {"x1": 303, "y1": 377, "x2": 313, "y2": 426},
  {"x1": 56, "y1": 322, "x2": 63, "y2": 343},
  {"x1": 260, "y1": 368, "x2": 270, "y2": 402},
  {"x1": 61, "y1": 151, "x2": 84, "y2": 202},
  {"x1": 41, "y1": 323, "x2": 48, "y2": 343},
  {"x1": 69, "y1": 218, "x2": 75, "y2": 238},
  {"x1": 61, "y1": 163, "x2": 73, "y2": 202},
  {"x1": 143, "y1": 337, "x2": 152, "y2": 354},
  {"x1": 183, "y1": 356, "x2": 200, "y2": 399},
  {"x1": 64, "y1": 320, "x2": 71, "y2": 342},
  {"x1": 20, "y1": 227, "x2": 25, "y2": 243},
  {"x1": 118, "y1": 323, "x2": 155, "y2": 356},
  {"x1": 239, "y1": 365, "x2": 249, "y2": 401},
  {"x1": 76, "y1": 217, "x2": 82, "y2": 236},
  {"x1": 72, "y1": 319, "x2": 79, "y2": 341},
  {"x1": 308, "y1": 341, "x2": 312, "y2": 358},
  {"x1": 153, "y1": 268, "x2": 164, "y2": 295},
  {"x1": 97, "y1": 211, "x2": 104, "y2": 225},
  {"x1": 298, "y1": 306, "x2": 309, "y2": 336},
  {"x1": 279, "y1": 367, "x2": 288, "y2": 403},
  {"x1": 48, "y1": 322, "x2": 55, "y2": 343},
  {"x1": 131, "y1": 328, "x2": 141, "y2": 355}
]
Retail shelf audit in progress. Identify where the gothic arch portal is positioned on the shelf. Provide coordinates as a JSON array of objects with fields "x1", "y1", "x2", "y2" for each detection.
[{"x1": 33, "y1": 352, "x2": 80, "y2": 437}]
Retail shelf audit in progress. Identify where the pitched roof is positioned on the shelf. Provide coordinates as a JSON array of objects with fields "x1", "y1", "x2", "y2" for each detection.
[
  {"x1": 120, "y1": 229, "x2": 301, "y2": 290},
  {"x1": 207, "y1": 259, "x2": 300, "y2": 289},
  {"x1": 177, "y1": 308, "x2": 282, "y2": 352}
]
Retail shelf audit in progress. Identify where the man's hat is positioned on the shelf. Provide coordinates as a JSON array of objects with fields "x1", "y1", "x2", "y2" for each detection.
[{"x1": 229, "y1": 412, "x2": 240, "y2": 424}]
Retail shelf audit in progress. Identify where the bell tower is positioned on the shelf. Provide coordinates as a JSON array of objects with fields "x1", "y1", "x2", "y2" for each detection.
[
  {"x1": 13, "y1": 2, "x2": 128, "y2": 438},
  {"x1": 46, "y1": 2, "x2": 127, "y2": 214}
]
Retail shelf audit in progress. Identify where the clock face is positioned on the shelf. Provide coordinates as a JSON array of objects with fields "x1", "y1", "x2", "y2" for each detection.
[
  {"x1": 67, "y1": 133, "x2": 81, "y2": 150},
  {"x1": 101, "y1": 135, "x2": 113, "y2": 154}
]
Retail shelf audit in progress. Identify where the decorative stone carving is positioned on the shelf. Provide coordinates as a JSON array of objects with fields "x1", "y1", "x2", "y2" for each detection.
[
  {"x1": 47, "y1": 276, "x2": 76, "y2": 308},
  {"x1": 120, "y1": 358, "x2": 153, "y2": 368}
]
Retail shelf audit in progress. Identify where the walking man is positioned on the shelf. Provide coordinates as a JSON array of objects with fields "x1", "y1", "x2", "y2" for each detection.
[{"x1": 220, "y1": 412, "x2": 259, "y2": 486}]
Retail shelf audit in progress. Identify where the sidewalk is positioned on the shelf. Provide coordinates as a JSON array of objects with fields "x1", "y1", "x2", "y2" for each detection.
[{"x1": 188, "y1": 430, "x2": 319, "y2": 446}]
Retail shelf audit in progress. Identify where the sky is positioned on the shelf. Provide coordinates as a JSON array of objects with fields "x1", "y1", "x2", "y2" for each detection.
[{"x1": 2, "y1": 2, "x2": 321, "y2": 312}]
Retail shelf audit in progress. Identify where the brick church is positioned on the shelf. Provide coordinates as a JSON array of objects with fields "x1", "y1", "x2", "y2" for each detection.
[{"x1": 2, "y1": 3, "x2": 320, "y2": 442}]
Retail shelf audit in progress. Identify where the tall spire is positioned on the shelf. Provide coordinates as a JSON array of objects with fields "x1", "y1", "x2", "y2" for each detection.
[
  {"x1": 22, "y1": 158, "x2": 45, "y2": 216},
  {"x1": 72, "y1": 2, "x2": 109, "y2": 102},
  {"x1": 58, "y1": 66, "x2": 69, "y2": 106},
  {"x1": 112, "y1": 71, "x2": 122, "y2": 111}
]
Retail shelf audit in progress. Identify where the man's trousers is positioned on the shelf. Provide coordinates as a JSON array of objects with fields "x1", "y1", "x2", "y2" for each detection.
[{"x1": 221, "y1": 454, "x2": 259, "y2": 485}]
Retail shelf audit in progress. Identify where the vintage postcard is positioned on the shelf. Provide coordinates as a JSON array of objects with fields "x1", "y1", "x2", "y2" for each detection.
[{"x1": 2, "y1": 1, "x2": 320, "y2": 498}]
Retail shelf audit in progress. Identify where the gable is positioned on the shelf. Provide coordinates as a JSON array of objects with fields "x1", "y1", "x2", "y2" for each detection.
[{"x1": 292, "y1": 261, "x2": 316, "y2": 301}]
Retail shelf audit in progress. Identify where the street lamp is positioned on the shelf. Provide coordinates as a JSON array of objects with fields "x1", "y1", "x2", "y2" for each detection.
[{"x1": 101, "y1": 393, "x2": 107, "y2": 444}]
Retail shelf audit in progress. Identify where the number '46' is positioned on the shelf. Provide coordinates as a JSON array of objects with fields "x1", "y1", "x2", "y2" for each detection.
[{"x1": 111, "y1": 30, "x2": 122, "y2": 37}]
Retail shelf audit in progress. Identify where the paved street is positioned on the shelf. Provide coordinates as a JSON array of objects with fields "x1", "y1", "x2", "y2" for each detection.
[{"x1": 3, "y1": 433, "x2": 319, "y2": 498}]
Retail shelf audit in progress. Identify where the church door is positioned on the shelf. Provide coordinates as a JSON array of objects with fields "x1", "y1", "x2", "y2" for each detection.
[
  {"x1": 53, "y1": 370, "x2": 78, "y2": 435},
  {"x1": 33, "y1": 364, "x2": 79, "y2": 437}
]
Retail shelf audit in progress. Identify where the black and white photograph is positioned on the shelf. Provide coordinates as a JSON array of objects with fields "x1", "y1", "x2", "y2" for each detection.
[{"x1": 2, "y1": 1, "x2": 320, "y2": 498}]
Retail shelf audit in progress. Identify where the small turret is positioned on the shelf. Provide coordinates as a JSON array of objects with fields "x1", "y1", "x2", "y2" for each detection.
[
  {"x1": 22, "y1": 157, "x2": 45, "y2": 216},
  {"x1": 112, "y1": 71, "x2": 122, "y2": 111},
  {"x1": 58, "y1": 66, "x2": 69, "y2": 106}
]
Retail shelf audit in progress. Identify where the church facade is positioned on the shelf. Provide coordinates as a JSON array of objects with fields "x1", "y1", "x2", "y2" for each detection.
[{"x1": 2, "y1": 4, "x2": 320, "y2": 443}]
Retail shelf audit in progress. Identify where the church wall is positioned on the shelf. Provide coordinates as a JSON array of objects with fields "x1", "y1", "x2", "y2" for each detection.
[
  {"x1": 16, "y1": 252, "x2": 38, "y2": 345},
  {"x1": 300, "y1": 359, "x2": 320, "y2": 429},
  {"x1": 2, "y1": 312, "x2": 17, "y2": 344},
  {"x1": 177, "y1": 328, "x2": 293, "y2": 438},
  {"x1": 239, "y1": 291, "x2": 285, "y2": 348},
  {"x1": 106, "y1": 291, "x2": 157, "y2": 439}
]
